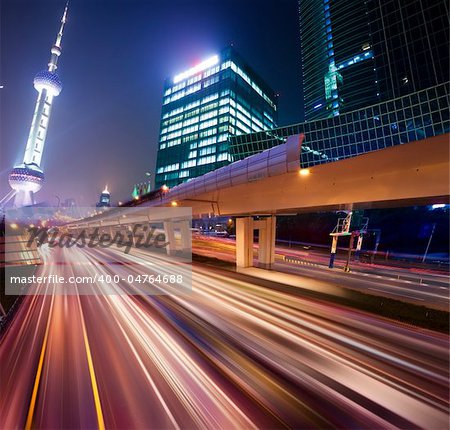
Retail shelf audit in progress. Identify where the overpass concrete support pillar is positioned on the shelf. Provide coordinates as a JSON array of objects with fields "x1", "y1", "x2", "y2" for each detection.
[
  {"x1": 177, "y1": 219, "x2": 192, "y2": 255},
  {"x1": 236, "y1": 217, "x2": 253, "y2": 268},
  {"x1": 257, "y1": 216, "x2": 276, "y2": 269},
  {"x1": 163, "y1": 221, "x2": 176, "y2": 256},
  {"x1": 127, "y1": 225, "x2": 135, "y2": 246}
]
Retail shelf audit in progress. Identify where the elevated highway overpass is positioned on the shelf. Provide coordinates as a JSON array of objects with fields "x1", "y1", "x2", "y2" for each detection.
[
  {"x1": 148, "y1": 133, "x2": 449, "y2": 215},
  {"x1": 68, "y1": 133, "x2": 449, "y2": 268}
]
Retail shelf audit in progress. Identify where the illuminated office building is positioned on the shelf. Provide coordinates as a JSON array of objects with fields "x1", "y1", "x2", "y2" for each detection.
[
  {"x1": 155, "y1": 47, "x2": 277, "y2": 188},
  {"x1": 299, "y1": 0, "x2": 449, "y2": 120}
]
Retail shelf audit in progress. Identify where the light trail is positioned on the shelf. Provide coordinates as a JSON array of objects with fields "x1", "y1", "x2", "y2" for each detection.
[
  {"x1": 192, "y1": 235, "x2": 449, "y2": 309},
  {"x1": 0, "y1": 244, "x2": 448, "y2": 429}
]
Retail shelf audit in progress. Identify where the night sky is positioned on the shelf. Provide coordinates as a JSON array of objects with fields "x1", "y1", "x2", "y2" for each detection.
[{"x1": 1, "y1": 0, "x2": 302, "y2": 205}]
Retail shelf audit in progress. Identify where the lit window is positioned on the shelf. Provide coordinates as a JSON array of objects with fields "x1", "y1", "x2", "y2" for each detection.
[
  {"x1": 202, "y1": 93, "x2": 219, "y2": 104},
  {"x1": 216, "y1": 152, "x2": 229, "y2": 162},
  {"x1": 200, "y1": 111, "x2": 218, "y2": 121},
  {"x1": 199, "y1": 136, "x2": 217, "y2": 147},
  {"x1": 167, "y1": 138, "x2": 181, "y2": 148},
  {"x1": 181, "y1": 159, "x2": 196, "y2": 168},
  {"x1": 197, "y1": 155, "x2": 215, "y2": 165},
  {"x1": 199, "y1": 119, "x2": 218, "y2": 130}
]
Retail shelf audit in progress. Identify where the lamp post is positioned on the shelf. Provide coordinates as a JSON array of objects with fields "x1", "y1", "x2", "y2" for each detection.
[{"x1": 160, "y1": 185, "x2": 169, "y2": 202}]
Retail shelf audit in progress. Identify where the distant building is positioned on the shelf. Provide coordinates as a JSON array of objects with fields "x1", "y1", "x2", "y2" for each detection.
[
  {"x1": 299, "y1": 0, "x2": 449, "y2": 120},
  {"x1": 131, "y1": 181, "x2": 151, "y2": 200},
  {"x1": 96, "y1": 185, "x2": 111, "y2": 207},
  {"x1": 155, "y1": 47, "x2": 278, "y2": 188}
]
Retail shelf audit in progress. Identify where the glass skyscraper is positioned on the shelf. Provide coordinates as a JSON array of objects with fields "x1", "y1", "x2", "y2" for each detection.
[
  {"x1": 299, "y1": 0, "x2": 449, "y2": 121},
  {"x1": 367, "y1": 0, "x2": 449, "y2": 101},
  {"x1": 300, "y1": 0, "x2": 378, "y2": 120},
  {"x1": 155, "y1": 47, "x2": 277, "y2": 188}
]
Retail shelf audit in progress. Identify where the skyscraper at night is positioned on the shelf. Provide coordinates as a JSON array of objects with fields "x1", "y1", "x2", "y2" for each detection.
[
  {"x1": 155, "y1": 47, "x2": 277, "y2": 189},
  {"x1": 367, "y1": 0, "x2": 449, "y2": 101},
  {"x1": 232, "y1": 1, "x2": 449, "y2": 170},
  {"x1": 299, "y1": 0, "x2": 449, "y2": 120},
  {"x1": 6, "y1": 3, "x2": 69, "y2": 207}
]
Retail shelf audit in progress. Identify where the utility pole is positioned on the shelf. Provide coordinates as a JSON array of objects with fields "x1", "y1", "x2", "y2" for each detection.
[
  {"x1": 422, "y1": 223, "x2": 436, "y2": 263},
  {"x1": 344, "y1": 233, "x2": 356, "y2": 272}
]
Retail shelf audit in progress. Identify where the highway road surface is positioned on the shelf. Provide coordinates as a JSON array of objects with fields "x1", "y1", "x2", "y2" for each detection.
[
  {"x1": 1, "y1": 243, "x2": 449, "y2": 429},
  {"x1": 193, "y1": 235, "x2": 450, "y2": 310}
]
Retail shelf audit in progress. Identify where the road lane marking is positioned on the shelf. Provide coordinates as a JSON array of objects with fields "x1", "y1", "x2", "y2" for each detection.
[
  {"x1": 77, "y1": 295, "x2": 106, "y2": 430},
  {"x1": 368, "y1": 288, "x2": 425, "y2": 300},
  {"x1": 25, "y1": 294, "x2": 55, "y2": 430}
]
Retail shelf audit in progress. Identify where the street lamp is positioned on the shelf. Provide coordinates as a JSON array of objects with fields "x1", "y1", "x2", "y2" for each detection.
[{"x1": 299, "y1": 168, "x2": 311, "y2": 176}]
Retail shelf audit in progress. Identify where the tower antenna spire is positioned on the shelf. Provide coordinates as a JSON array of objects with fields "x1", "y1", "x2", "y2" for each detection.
[{"x1": 48, "y1": 2, "x2": 69, "y2": 72}]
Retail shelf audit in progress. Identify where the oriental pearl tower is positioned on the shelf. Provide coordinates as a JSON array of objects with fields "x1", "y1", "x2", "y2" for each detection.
[{"x1": 7, "y1": 3, "x2": 69, "y2": 207}]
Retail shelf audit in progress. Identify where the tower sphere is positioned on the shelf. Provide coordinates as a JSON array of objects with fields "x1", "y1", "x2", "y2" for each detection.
[
  {"x1": 33, "y1": 70, "x2": 62, "y2": 96},
  {"x1": 8, "y1": 166, "x2": 45, "y2": 193}
]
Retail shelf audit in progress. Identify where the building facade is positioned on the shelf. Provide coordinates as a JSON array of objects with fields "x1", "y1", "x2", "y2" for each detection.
[
  {"x1": 231, "y1": 82, "x2": 449, "y2": 167},
  {"x1": 155, "y1": 47, "x2": 277, "y2": 188},
  {"x1": 367, "y1": 0, "x2": 449, "y2": 101},
  {"x1": 299, "y1": 0, "x2": 449, "y2": 121},
  {"x1": 300, "y1": 0, "x2": 378, "y2": 120}
]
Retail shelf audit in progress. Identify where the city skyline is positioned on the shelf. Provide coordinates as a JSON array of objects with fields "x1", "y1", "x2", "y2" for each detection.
[
  {"x1": 1, "y1": 0, "x2": 300, "y2": 205},
  {"x1": 1, "y1": 1, "x2": 448, "y2": 428}
]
